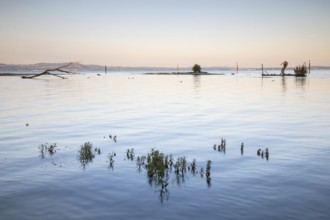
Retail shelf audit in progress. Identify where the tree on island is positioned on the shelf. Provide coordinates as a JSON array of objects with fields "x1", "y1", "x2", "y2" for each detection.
[{"x1": 192, "y1": 64, "x2": 201, "y2": 73}]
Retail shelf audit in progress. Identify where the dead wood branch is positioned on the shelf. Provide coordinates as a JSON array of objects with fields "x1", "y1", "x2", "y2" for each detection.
[{"x1": 21, "y1": 62, "x2": 79, "y2": 79}]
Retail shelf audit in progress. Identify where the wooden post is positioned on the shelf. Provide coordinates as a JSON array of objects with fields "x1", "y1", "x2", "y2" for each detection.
[
  {"x1": 105, "y1": 66, "x2": 107, "y2": 74},
  {"x1": 261, "y1": 64, "x2": 264, "y2": 75},
  {"x1": 236, "y1": 62, "x2": 238, "y2": 74},
  {"x1": 308, "y1": 60, "x2": 311, "y2": 74}
]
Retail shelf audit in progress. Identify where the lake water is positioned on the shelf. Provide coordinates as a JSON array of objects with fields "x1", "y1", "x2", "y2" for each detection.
[{"x1": 0, "y1": 71, "x2": 330, "y2": 219}]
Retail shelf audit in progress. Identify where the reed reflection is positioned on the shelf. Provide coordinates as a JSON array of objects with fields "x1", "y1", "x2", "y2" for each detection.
[{"x1": 295, "y1": 77, "x2": 307, "y2": 88}]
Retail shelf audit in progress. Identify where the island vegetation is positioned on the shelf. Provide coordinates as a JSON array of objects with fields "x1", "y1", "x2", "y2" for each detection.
[
  {"x1": 145, "y1": 63, "x2": 223, "y2": 75},
  {"x1": 294, "y1": 64, "x2": 308, "y2": 77},
  {"x1": 262, "y1": 61, "x2": 309, "y2": 77},
  {"x1": 192, "y1": 64, "x2": 202, "y2": 73}
]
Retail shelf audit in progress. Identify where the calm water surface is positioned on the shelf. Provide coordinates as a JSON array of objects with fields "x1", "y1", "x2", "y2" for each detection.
[{"x1": 0, "y1": 72, "x2": 330, "y2": 219}]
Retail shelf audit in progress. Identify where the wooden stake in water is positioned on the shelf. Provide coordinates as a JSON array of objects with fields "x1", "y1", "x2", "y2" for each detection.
[
  {"x1": 309, "y1": 60, "x2": 311, "y2": 74},
  {"x1": 261, "y1": 64, "x2": 264, "y2": 75},
  {"x1": 236, "y1": 62, "x2": 238, "y2": 74}
]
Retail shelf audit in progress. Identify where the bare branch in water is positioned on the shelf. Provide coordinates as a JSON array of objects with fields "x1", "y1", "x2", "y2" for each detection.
[{"x1": 21, "y1": 62, "x2": 79, "y2": 79}]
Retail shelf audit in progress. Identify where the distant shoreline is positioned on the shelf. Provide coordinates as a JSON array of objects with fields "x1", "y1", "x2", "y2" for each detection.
[
  {"x1": 144, "y1": 72, "x2": 224, "y2": 75},
  {"x1": 0, "y1": 73, "x2": 32, "y2": 76}
]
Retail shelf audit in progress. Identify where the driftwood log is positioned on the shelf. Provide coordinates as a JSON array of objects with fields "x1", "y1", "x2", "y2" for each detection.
[{"x1": 21, "y1": 62, "x2": 79, "y2": 79}]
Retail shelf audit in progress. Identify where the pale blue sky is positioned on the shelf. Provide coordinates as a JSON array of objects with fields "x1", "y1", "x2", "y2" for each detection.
[{"x1": 0, "y1": 0, "x2": 329, "y2": 67}]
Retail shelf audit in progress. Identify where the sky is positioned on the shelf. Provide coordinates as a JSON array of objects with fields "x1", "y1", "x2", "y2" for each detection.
[{"x1": 0, "y1": 0, "x2": 329, "y2": 68}]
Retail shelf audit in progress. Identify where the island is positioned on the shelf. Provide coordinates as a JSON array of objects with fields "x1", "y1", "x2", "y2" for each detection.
[{"x1": 145, "y1": 64, "x2": 224, "y2": 75}]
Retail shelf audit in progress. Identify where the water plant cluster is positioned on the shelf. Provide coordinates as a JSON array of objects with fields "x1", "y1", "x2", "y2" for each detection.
[
  {"x1": 126, "y1": 148, "x2": 135, "y2": 160},
  {"x1": 213, "y1": 138, "x2": 227, "y2": 153},
  {"x1": 135, "y1": 148, "x2": 212, "y2": 191},
  {"x1": 78, "y1": 142, "x2": 96, "y2": 168},
  {"x1": 107, "y1": 152, "x2": 116, "y2": 169},
  {"x1": 108, "y1": 134, "x2": 117, "y2": 143},
  {"x1": 36, "y1": 136, "x2": 270, "y2": 202},
  {"x1": 94, "y1": 147, "x2": 101, "y2": 155},
  {"x1": 294, "y1": 64, "x2": 307, "y2": 77},
  {"x1": 39, "y1": 143, "x2": 57, "y2": 158},
  {"x1": 257, "y1": 148, "x2": 269, "y2": 160},
  {"x1": 205, "y1": 160, "x2": 212, "y2": 186},
  {"x1": 212, "y1": 139, "x2": 270, "y2": 160}
]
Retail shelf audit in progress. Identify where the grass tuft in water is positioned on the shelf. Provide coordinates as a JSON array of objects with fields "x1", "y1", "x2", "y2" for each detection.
[
  {"x1": 206, "y1": 160, "x2": 212, "y2": 187},
  {"x1": 39, "y1": 143, "x2": 57, "y2": 158},
  {"x1": 107, "y1": 152, "x2": 116, "y2": 169},
  {"x1": 126, "y1": 148, "x2": 135, "y2": 160},
  {"x1": 78, "y1": 142, "x2": 95, "y2": 168},
  {"x1": 214, "y1": 138, "x2": 226, "y2": 154}
]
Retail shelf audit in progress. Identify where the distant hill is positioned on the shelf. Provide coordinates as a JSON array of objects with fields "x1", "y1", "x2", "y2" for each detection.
[{"x1": 0, "y1": 63, "x2": 103, "y2": 71}]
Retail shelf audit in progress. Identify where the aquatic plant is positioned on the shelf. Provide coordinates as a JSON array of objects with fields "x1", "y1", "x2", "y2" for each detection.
[
  {"x1": 190, "y1": 159, "x2": 197, "y2": 174},
  {"x1": 107, "y1": 152, "x2": 116, "y2": 169},
  {"x1": 265, "y1": 148, "x2": 269, "y2": 160},
  {"x1": 174, "y1": 157, "x2": 187, "y2": 175},
  {"x1": 94, "y1": 148, "x2": 101, "y2": 155},
  {"x1": 109, "y1": 134, "x2": 117, "y2": 142},
  {"x1": 39, "y1": 143, "x2": 57, "y2": 158},
  {"x1": 206, "y1": 160, "x2": 212, "y2": 187},
  {"x1": 200, "y1": 167, "x2": 204, "y2": 177},
  {"x1": 78, "y1": 142, "x2": 95, "y2": 168},
  {"x1": 257, "y1": 148, "x2": 261, "y2": 156},
  {"x1": 294, "y1": 64, "x2": 307, "y2": 77},
  {"x1": 136, "y1": 155, "x2": 146, "y2": 173},
  {"x1": 144, "y1": 149, "x2": 170, "y2": 187},
  {"x1": 214, "y1": 138, "x2": 226, "y2": 153},
  {"x1": 126, "y1": 148, "x2": 135, "y2": 160},
  {"x1": 257, "y1": 148, "x2": 270, "y2": 161}
]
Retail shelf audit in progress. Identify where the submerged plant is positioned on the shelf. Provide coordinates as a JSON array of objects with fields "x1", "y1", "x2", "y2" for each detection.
[
  {"x1": 241, "y1": 142, "x2": 244, "y2": 155},
  {"x1": 190, "y1": 159, "x2": 197, "y2": 174},
  {"x1": 145, "y1": 149, "x2": 168, "y2": 183},
  {"x1": 107, "y1": 152, "x2": 116, "y2": 169},
  {"x1": 78, "y1": 142, "x2": 95, "y2": 168},
  {"x1": 126, "y1": 148, "x2": 135, "y2": 160},
  {"x1": 95, "y1": 148, "x2": 101, "y2": 155},
  {"x1": 136, "y1": 155, "x2": 146, "y2": 173},
  {"x1": 206, "y1": 160, "x2": 212, "y2": 187},
  {"x1": 39, "y1": 143, "x2": 57, "y2": 158},
  {"x1": 174, "y1": 157, "x2": 187, "y2": 175},
  {"x1": 257, "y1": 148, "x2": 270, "y2": 161},
  {"x1": 215, "y1": 138, "x2": 226, "y2": 153},
  {"x1": 206, "y1": 160, "x2": 211, "y2": 178}
]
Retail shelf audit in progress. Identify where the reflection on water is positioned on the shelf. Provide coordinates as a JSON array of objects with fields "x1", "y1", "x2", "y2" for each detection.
[
  {"x1": 193, "y1": 75, "x2": 201, "y2": 91},
  {"x1": 281, "y1": 76, "x2": 287, "y2": 94},
  {"x1": 295, "y1": 77, "x2": 307, "y2": 88}
]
